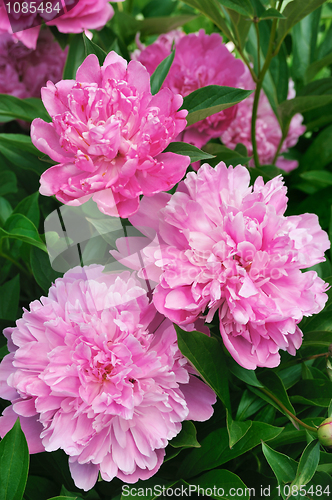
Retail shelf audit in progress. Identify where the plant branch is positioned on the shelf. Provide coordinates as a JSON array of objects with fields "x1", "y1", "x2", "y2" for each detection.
[{"x1": 261, "y1": 388, "x2": 317, "y2": 433}]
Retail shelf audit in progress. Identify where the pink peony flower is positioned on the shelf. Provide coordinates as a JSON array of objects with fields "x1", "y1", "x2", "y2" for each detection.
[
  {"x1": 0, "y1": 265, "x2": 216, "y2": 490},
  {"x1": 133, "y1": 29, "x2": 245, "y2": 149},
  {"x1": 0, "y1": 29, "x2": 67, "y2": 99},
  {"x1": 221, "y1": 70, "x2": 306, "y2": 172},
  {"x1": 115, "y1": 163, "x2": 330, "y2": 370},
  {"x1": 0, "y1": 0, "x2": 118, "y2": 49},
  {"x1": 31, "y1": 52, "x2": 190, "y2": 218}
]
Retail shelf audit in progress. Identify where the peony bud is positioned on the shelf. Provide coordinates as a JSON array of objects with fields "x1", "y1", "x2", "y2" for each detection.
[{"x1": 318, "y1": 418, "x2": 332, "y2": 448}]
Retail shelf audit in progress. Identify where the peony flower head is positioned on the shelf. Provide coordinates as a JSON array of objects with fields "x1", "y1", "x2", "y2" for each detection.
[
  {"x1": 221, "y1": 70, "x2": 306, "y2": 172},
  {"x1": 114, "y1": 163, "x2": 330, "y2": 370},
  {"x1": 133, "y1": 29, "x2": 245, "y2": 149},
  {"x1": 0, "y1": 0, "x2": 118, "y2": 49},
  {"x1": 0, "y1": 265, "x2": 216, "y2": 491},
  {"x1": 0, "y1": 29, "x2": 67, "y2": 99},
  {"x1": 31, "y1": 52, "x2": 190, "y2": 218}
]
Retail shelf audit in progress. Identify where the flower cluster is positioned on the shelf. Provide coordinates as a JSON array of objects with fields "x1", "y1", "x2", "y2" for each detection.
[
  {"x1": 112, "y1": 162, "x2": 330, "y2": 370},
  {"x1": 133, "y1": 29, "x2": 245, "y2": 149},
  {"x1": 221, "y1": 71, "x2": 306, "y2": 171},
  {"x1": 31, "y1": 52, "x2": 190, "y2": 218},
  {"x1": 0, "y1": 266, "x2": 216, "y2": 490},
  {"x1": 0, "y1": 29, "x2": 67, "y2": 99}
]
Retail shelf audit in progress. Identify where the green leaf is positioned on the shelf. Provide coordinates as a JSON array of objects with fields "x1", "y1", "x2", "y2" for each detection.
[
  {"x1": 13, "y1": 192, "x2": 40, "y2": 229},
  {"x1": 290, "y1": 380, "x2": 332, "y2": 407},
  {"x1": 182, "y1": 86, "x2": 253, "y2": 126},
  {"x1": 0, "y1": 197, "x2": 13, "y2": 226},
  {"x1": 0, "y1": 144, "x2": 47, "y2": 176},
  {"x1": 278, "y1": 95, "x2": 332, "y2": 131},
  {"x1": 227, "y1": 357, "x2": 264, "y2": 388},
  {"x1": 150, "y1": 50, "x2": 175, "y2": 95},
  {"x1": 303, "y1": 310, "x2": 332, "y2": 335},
  {"x1": 306, "y1": 52, "x2": 332, "y2": 83},
  {"x1": 175, "y1": 326, "x2": 230, "y2": 411},
  {"x1": 259, "y1": 7, "x2": 285, "y2": 19},
  {"x1": 63, "y1": 34, "x2": 85, "y2": 80},
  {"x1": 169, "y1": 421, "x2": 200, "y2": 448},
  {"x1": 1, "y1": 214, "x2": 47, "y2": 252},
  {"x1": 276, "y1": 0, "x2": 327, "y2": 49},
  {"x1": 181, "y1": 0, "x2": 235, "y2": 43},
  {"x1": 0, "y1": 94, "x2": 49, "y2": 123},
  {"x1": 164, "y1": 142, "x2": 215, "y2": 163},
  {"x1": 177, "y1": 422, "x2": 282, "y2": 478},
  {"x1": 300, "y1": 171, "x2": 332, "y2": 187},
  {"x1": 47, "y1": 497, "x2": 82, "y2": 500},
  {"x1": 30, "y1": 246, "x2": 63, "y2": 293},
  {"x1": 300, "y1": 125, "x2": 332, "y2": 171},
  {"x1": 190, "y1": 470, "x2": 250, "y2": 499},
  {"x1": 217, "y1": 0, "x2": 253, "y2": 17},
  {"x1": 259, "y1": 372, "x2": 296, "y2": 415},
  {"x1": 83, "y1": 33, "x2": 107, "y2": 66},
  {"x1": 226, "y1": 410, "x2": 252, "y2": 448},
  {"x1": 0, "y1": 172, "x2": 17, "y2": 197},
  {"x1": 0, "y1": 275, "x2": 20, "y2": 321},
  {"x1": 0, "y1": 134, "x2": 41, "y2": 156},
  {"x1": 0, "y1": 419, "x2": 29, "y2": 500},
  {"x1": 262, "y1": 443, "x2": 297, "y2": 498},
  {"x1": 290, "y1": 440, "x2": 320, "y2": 489},
  {"x1": 139, "y1": 15, "x2": 198, "y2": 36},
  {"x1": 224, "y1": 9, "x2": 251, "y2": 50},
  {"x1": 235, "y1": 389, "x2": 266, "y2": 421}
]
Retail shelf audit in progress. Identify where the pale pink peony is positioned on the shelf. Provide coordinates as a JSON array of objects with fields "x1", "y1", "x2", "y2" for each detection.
[
  {"x1": 133, "y1": 29, "x2": 245, "y2": 149},
  {"x1": 0, "y1": 265, "x2": 216, "y2": 490},
  {"x1": 31, "y1": 52, "x2": 189, "y2": 218},
  {"x1": 0, "y1": 0, "x2": 117, "y2": 49},
  {"x1": 221, "y1": 71, "x2": 306, "y2": 172},
  {"x1": 115, "y1": 163, "x2": 330, "y2": 370},
  {"x1": 0, "y1": 29, "x2": 67, "y2": 99}
]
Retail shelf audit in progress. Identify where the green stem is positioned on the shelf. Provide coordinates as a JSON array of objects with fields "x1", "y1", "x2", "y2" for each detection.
[
  {"x1": 261, "y1": 388, "x2": 317, "y2": 433},
  {"x1": 254, "y1": 21, "x2": 261, "y2": 75},
  {"x1": 117, "y1": 1, "x2": 123, "y2": 11},
  {"x1": 0, "y1": 251, "x2": 31, "y2": 277},
  {"x1": 251, "y1": 18, "x2": 278, "y2": 167}
]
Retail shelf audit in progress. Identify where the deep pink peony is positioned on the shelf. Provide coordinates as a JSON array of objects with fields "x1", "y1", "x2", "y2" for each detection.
[
  {"x1": 133, "y1": 29, "x2": 245, "y2": 149},
  {"x1": 31, "y1": 52, "x2": 189, "y2": 218},
  {"x1": 115, "y1": 163, "x2": 330, "y2": 370},
  {"x1": 0, "y1": 29, "x2": 67, "y2": 99},
  {"x1": 0, "y1": 265, "x2": 216, "y2": 490},
  {"x1": 221, "y1": 71, "x2": 306, "y2": 172},
  {"x1": 0, "y1": 0, "x2": 117, "y2": 49}
]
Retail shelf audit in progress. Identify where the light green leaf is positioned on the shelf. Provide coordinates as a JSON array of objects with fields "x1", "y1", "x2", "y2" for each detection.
[
  {"x1": 150, "y1": 50, "x2": 175, "y2": 95},
  {"x1": 0, "y1": 419, "x2": 29, "y2": 500},
  {"x1": 1, "y1": 214, "x2": 47, "y2": 252},
  {"x1": 217, "y1": 0, "x2": 253, "y2": 17},
  {"x1": 182, "y1": 86, "x2": 253, "y2": 126},
  {"x1": 164, "y1": 142, "x2": 215, "y2": 163},
  {"x1": 175, "y1": 326, "x2": 230, "y2": 410}
]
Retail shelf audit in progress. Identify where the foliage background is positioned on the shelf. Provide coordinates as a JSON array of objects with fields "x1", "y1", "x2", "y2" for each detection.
[{"x1": 1, "y1": 0, "x2": 332, "y2": 498}]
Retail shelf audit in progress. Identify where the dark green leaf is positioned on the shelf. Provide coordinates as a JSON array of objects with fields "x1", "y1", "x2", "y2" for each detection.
[
  {"x1": 260, "y1": 8, "x2": 285, "y2": 19},
  {"x1": 225, "y1": 9, "x2": 251, "y2": 50},
  {"x1": 182, "y1": 86, "x2": 253, "y2": 126},
  {"x1": 83, "y1": 33, "x2": 107, "y2": 66},
  {"x1": 278, "y1": 95, "x2": 332, "y2": 130},
  {"x1": 24, "y1": 476, "x2": 59, "y2": 500},
  {"x1": 170, "y1": 421, "x2": 200, "y2": 448},
  {"x1": 0, "y1": 145, "x2": 47, "y2": 176},
  {"x1": 0, "y1": 275, "x2": 20, "y2": 321},
  {"x1": 276, "y1": 0, "x2": 327, "y2": 50},
  {"x1": 30, "y1": 246, "x2": 63, "y2": 292},
  {"x1": 235, "y1": 389, "x2": 266, "y2": 421},
  {"x1": 175, "y1": 326, "x2": 230, "y2": 410},
  {"x1": 0, "y1": 134, "x2": 41, "y2": 156},
  {"x1": 0, "y1": 172, "x2": 17, "y2": 197},
  {"x1": 300, "y1": 125, "x2": 332, "y2": 171},
  {"x1": 177, "y1": 422, "x2": 282, "y2": 478},
  {"x1": 150, "y1": 50, "x2": 175, "y2": 95},
  {"x1": 0, "y1": 94, "x2": 49, "y2": 123},
  {"x1": 291, "y1": 440, "x2": 320, "y2": 488},
  {"x1": 227, "y1": 357, "x2": 264, "y2": 388},
  {"x1": 139, "y1": 15, "x2": 198, "y2": 36},
  {"x1": 300, "y1": 171, "x2": 332, "y2": 187},
  {"x1": 63, "y1": 34, "x2": 85, "y2": 80},
  {"x1": 0, "y1": 419, "x2": 29, "y2": 500},
  {"x1": 164, "y1": 142, "x2": 215, "y2": 163},
  {"x1": 2, "y1": 214, "x2": 47, "y2": 252},
  {"x1": 290, "y1": 380, "x2": 332, "y2": 407},
  {"x1": 0, "y1": 197, "x2": 13, "y2": 226},
  {"x1": 13, "y1": 192, "x2": 40, "y2": 229},
  {"x1": 262, "y1": 442, "x2": 297, "y2": 498},
  {"x1": 259, "y1": 371, "x2": 296, "y2": 415},
  {"x1": 306, "y1": 47, "x2": 332, "y2": 82}
]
